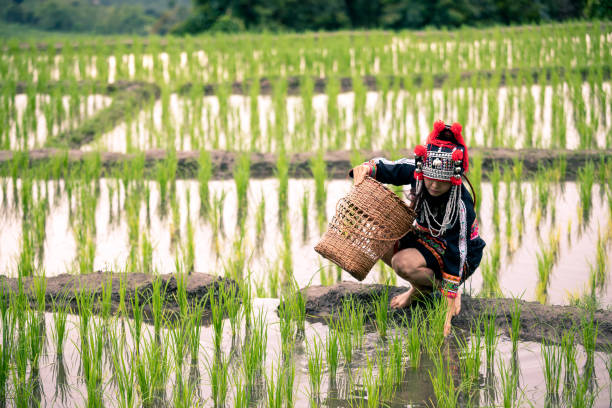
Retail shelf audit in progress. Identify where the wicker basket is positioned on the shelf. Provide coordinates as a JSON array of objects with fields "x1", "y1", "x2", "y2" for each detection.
[{"x1": 314, "y1": 176, "x2": 416, "y2": 281}]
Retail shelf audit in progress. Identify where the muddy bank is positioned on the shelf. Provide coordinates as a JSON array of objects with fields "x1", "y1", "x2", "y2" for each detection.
[
  {"x1": 302, "y1": 282, "x2": 612, "y2": 350},
  {"x1": 7, "y1": 64, "x2": 609, "y2": 98},
  {"x1": 178, "y1": 66, "x2": 611, "y2": 96},
  {"x1": 1, "y1": 147, "x2": 609, "y2": 181},
  {"x1": 0, "y1": 271, "x2": 236, "y2": 324}
]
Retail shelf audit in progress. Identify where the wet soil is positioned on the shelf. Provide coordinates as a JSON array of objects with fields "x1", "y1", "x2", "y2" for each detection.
[
  {"x1": 0, "y1": 271, "x2": 236, "y2": 324},
  {"x1": 302, "y1": 281, "x2": 612, "y2": 350},
  {"x1": 2, "y1": 147, "x2": 610, "y2": 180}
]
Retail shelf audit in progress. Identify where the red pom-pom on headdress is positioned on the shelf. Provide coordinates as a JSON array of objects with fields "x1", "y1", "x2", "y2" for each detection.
[
  {"x1": 414, "y1": 145, "x2": 427, "y2": 158},
  {"x1": 427, "y1": 120, "x2": 447, "y2": 144},
  {"x1": 451, "y1": 149, "x2": 463, "y2": 162}
]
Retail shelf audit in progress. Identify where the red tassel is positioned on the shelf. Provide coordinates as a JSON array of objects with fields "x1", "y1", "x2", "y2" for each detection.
[
  {"x1": 414, "y1": 171, "x2": 423, "y2": 180},
  {"x1": 451, "y1": 149, "x2": 463, "y2": 162},
  {"x1": 414, "y1": 145, "x2": 427, "y2": 158},
  {"x1": 451, "y1": 176, "x2": 462, "y2": 186}
]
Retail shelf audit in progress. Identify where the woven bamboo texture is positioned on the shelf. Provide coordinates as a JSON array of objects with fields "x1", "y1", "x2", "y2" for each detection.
[{"x1": 314, "y1": 176, "x2": 416, "y2": 281}]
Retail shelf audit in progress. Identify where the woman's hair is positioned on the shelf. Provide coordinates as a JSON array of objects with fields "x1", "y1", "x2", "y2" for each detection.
[{"x1": 437, "y1": 127, "x2": 457, "y2": 143}]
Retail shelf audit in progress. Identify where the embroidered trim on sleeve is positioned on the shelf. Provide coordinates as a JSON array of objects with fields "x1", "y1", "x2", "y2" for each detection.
[
  {"x1": 440, "y1": 272, "x2": 460, "y2": 299},
  {"x1": 470, "y1": 219, "x2": 480, "y2": 240}
]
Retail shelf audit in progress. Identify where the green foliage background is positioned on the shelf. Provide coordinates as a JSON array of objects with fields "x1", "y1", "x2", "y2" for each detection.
[{"x1": 0, "y1": 0, "x2": 610, "y2": 35}]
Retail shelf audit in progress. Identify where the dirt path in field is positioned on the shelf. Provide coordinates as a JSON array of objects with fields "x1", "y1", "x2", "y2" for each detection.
[
  {"x1": 1, "y1": 147, "x2": 610, "y2": 180},
  {"x1": 302, "y1": 282, "x2": 612, "y2": 350},
  {"x1": 0, "y1": 272, "x2": 236, "y2": 324}
]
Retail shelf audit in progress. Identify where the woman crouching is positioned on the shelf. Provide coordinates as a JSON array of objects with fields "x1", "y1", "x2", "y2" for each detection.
[{"x1": 351, "y1": 120, "x2": 486, "y2": 337}]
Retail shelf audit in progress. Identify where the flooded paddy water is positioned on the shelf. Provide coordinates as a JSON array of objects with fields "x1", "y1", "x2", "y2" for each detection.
[
  {"x1": 1, "y1": 22, "x2": 612, "y2": 408},
  {"x1": 1, "y1": 177, "x2": 611, "y2": 306}
]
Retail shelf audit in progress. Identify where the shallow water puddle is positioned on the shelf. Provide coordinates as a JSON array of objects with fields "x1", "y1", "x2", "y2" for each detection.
[{"x1": 17, "y1": 304, "x2": 612, "y2": 407}]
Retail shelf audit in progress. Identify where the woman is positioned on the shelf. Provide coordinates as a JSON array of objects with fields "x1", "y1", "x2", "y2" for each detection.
[{"x1": 351, "y1": 120, "x2": 486, "y2": 336}]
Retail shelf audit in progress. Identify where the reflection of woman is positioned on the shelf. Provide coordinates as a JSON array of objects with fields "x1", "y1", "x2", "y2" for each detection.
[{"x1": 351, "y1": 120, "x2": 486, "y2": 336}]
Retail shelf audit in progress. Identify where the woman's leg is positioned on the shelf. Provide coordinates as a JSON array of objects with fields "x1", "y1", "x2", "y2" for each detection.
[{"x1": 388, "y1": 248, "x2": 437, "y2": 308}]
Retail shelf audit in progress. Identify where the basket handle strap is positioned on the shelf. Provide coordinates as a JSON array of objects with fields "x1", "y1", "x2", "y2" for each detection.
[{"x1": 334, "y1": 197, "x2": 415, "y2": 242}]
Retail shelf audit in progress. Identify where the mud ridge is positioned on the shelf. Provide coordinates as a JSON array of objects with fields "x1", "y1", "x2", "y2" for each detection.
[
  {"x1": 1, "y1": 147, "x2": 610, "y2": 180},
  {"x1": 301, "y1": 282, "x2": 612, "y2": 350},
  {"x1": 44, "y1": 81, "x2": 160, "y2": 149},
  {"x1": 0, "y1": 271, "x2": 236, "y2": 324}
]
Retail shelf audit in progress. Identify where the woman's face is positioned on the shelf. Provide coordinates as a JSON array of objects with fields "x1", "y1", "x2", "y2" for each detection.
[{"x1": 424, "y1": 178, "x2": 452, "y2": 197}]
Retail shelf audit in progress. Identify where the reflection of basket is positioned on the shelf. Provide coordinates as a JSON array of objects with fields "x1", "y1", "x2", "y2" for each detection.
[{"x1": 314, "y1": 177, "x2": 416, "y2": 281}]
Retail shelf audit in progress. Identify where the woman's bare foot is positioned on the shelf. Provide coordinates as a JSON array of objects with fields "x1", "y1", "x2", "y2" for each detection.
[
  {"x1": 390, "y1": 287, "x2": 415, "y2": 309},
  {"x1": 453, "y1": 292, "x2": 462, "y2": 316}
]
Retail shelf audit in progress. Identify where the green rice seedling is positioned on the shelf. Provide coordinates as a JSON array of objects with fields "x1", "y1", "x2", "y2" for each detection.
[
  {"x1": 265, "y1": 360, "x2": 284, "y2": 408},
  {"x1": 424, "y1": 297, "x2": 447, "y2": 357},
  {"x1": 169, "y1": 320, "x2": 189, "y2": 392},
  {"x1": 110, "y1": 335, "x2": 137, "y2": 408},
  {"x1": 484, "y1": 309, "x2": 498, "y2": 367},
  {"x1": 326, "y1": 325, "x2": 339, "y2": 378},
  {"x1": 276, "y1": 150, "x2": 289, "y2": 224},
  {"x1": 81, "y1": 320, "x2": 105, "y2": 408},
  {"x1": 278, "y1": 296, "x2": 296, "y2": 357},
  {"x1": 51, "y1": 296, "x2": 69, "y2": 357},
  {"x1": 136, "y1": 333, "x2": 170, "y2": 408},
  {"x1": 560, "y1": 328, "x2": 577, "y2": 389},
  {"x1": 577, "y1": 161, "x2": 595, "y2": 224},
  {"x1": 428, "y1": 353, "x2": 460, "y2": 408},
  {"x1": 310, "y1": 151, "x2": 327, "y2": 233},
  {"x1": 541, "y1": 337, "x2": 563, "y2": 397},
  {"x1": 389, "y1": 328, "x2": 405, "y2": 383},
  {"x1": 280, "y1": 219, "x2": 293, "y2": 283},
  {"x1": 509, "y1": 297, "x2": 521, "y2": 354},
  {"x1": 491, "y1": 164, "x2": 501, "y2": 231},
  {"x1": 129, "y1": 287, "x2": 144, "y2": 352},
  {"x1": 173, "y1": 368, "x2": 201, "y2": 408},
  {"x1": 301, "y1": 189, "x2": 310, "y2": 242},
  {"x1": 206, "y1": 351, "x2": 230, "y2": 408},
  {"x1": 141, "y1": 230, "x2": 153, "y2": 273},
  {"x1": 32, "y1": 272, "x2": 46, "y2": 314},
  {"x1": 210, "y1": 287, "x2": 225, "y2": 352},
  {"x1": 359, "y1": 355, "x2": 382, "y2": 408},
  {"x1": 581, "y1": 313, "x2": 598, "y2": 370},
  {"x1": 282, "y1": 356, "x2": 296, "y2": 408},
  {"x1": 12, "y1": 325, "x2": 31, "y2": 407},
  {"x1": 307, "y1": 336, "x2": 324, "y2": 399},
  {"x1": 373, "y1": 289, "x2": 389, "y2": 339},
  {"x1": 184, "y1": 216, "x2": 195, "y2": 274},
  {"x1": 498, "y1": 357, "x2": 519, "y2": 408},
  {"x1": 335, "y1": 311, "x2": 354, "y2": 365},
  {"x1": 223, "y1": 283, "x2": 241, "y2": 339},
  {"x1": 198, "y1": 150, "x2": 212, "y2": 218},
  {"x1": 233, "y1": 374, "x2": 250, "y2": 408},
  {"x1": 405, "y1": 307, "x2": 422, "y2": 368},
  {"x1": 255, "y1": 195, "x2": 266, "y2": 249},
  {"x1": 234, "y1": 153, "x2": 250, "y2": 225},
  {"x1": 456, "y1": 320, "x2": 483, "y2": 395},
  {"x1": 242, "y1": 309, "x2": 267, "y2": 394},
  {"x1": 349, "y1": 299, "x2": 365, "y2": 349},
  {"x1": 570, "y1": 371, "x2": 596, "y2": 408},
  {"x1": 188, "y1": 300, "x2": 204, "y2": 363}
]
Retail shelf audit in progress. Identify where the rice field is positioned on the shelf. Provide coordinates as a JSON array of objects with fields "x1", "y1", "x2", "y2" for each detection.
[{"x1": 1, "y1": 21, "x2": 611, "y2": 407}]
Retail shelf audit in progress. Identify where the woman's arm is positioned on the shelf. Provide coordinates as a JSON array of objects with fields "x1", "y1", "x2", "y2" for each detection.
[
  {"x1": 349, "y1": 158, "x2": 416, "y2": 186},
  {"x1": 444, "y1": 296, "x2": 456, "y2": 337}
]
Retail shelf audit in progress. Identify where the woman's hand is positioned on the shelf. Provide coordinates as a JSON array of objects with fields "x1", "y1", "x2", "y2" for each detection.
[
  {"x1": 444, "y1": 296, "x2": 457, "y2": 337},
  {"x1": 352, "y1": 163, "x2": 371, "y2": 185}
]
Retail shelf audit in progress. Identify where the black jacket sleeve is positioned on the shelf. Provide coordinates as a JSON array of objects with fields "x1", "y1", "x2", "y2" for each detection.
[{"x1": 349, "y1": 157, "x2": 416, "y2": 187}]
